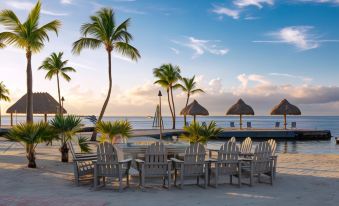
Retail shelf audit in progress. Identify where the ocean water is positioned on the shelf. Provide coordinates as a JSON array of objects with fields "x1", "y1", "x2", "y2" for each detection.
[{"x1": 1, "y1": 115, "x2": 339, "y2": 154}]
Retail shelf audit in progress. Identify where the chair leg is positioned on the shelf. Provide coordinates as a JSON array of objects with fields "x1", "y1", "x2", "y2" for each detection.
[
  {"x1": 180, "y1": 166, "x2": 184, "y2": 189},
  {"x1": 258, "y1": 173, "x2": 261, "y2": 183},
  {"x1": 174, "y1": 169, "x2": 177, "y2": 186},
  {"x1": 126, "y1": 174, "x2": 130, "y2": 187},
  {"x1": 168, "y1": 172, "x2": 171, "y2": 190},
  {"x1": 204, "y1": 172, "x2": 208, "y2": 189},
  {"x1": 230, "y1": 175, "x2": 233, "y2": 184},
  {"x1": 250, "y1": 171, "x2": 253, "y2": 186},
  {"x1": 197, "y1": 176, "x2": 200, "y2": 185}
]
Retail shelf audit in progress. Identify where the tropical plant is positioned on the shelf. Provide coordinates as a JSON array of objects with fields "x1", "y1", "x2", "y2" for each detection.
[
  {"x1": 178, "y1": 76, "x2": 205, "y2": 126},
  {"x1": 50, "y1": 115, "x2": 82, "y2": 162},
  {"x1": 77, "y1": 136, "x2": 92, "y2": 153},
  {"x1": 0, "y1": 81, "x2": 10, "y2": 126},
  {"x1": 180, "y1": 121, "x2": 222, "y2": 144},
  {"x1": 0, "y1": 40, "x2": 5, "y2": 48},
  {"x1": 153, "y1": 64, "x2": 182, "y2": 129},
  {"x1": 6, "y1": 122, "x2": 56, "y2": 168},
  {"x1": 72, "y1": 8, "x2": 140, "y2": 141},
  {"x1": 38, "y1": 52, "x2": 75, "y2": 114},
  {"x1": 0, "y1": 1, "x2": 61, "y2": 123},
  {"x1": 96, "y1": 120, "x2": 132, "y2": 144}
]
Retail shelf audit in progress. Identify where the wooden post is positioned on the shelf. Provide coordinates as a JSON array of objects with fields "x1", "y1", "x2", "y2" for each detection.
[
  {"x1": 44, "y1": 114, "x2": 47, "y2": 122},
  {"x1": 10, "y1": 113, "x2": 13, "y2": 126},
  {"x1": 240, "y1": 114, "x2": 243, "y2": 129},
  {"x1": 284, "y1": 114, "x2": 287, "y2": 129},
  {"x1": 193, "y1": 115, "x2": 196, "y2": 123}
]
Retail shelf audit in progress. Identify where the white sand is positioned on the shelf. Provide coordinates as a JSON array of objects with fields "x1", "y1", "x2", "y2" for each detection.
[{"x1": 1, "y1": 141, "x2": 339, "y2": 206}]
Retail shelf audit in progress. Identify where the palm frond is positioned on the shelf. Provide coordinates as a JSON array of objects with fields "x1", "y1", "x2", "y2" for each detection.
[
  {"x1": 77, "y1": 136, "x2": 92, "y2": 153},
  {"x1": 72, "y1": 37, "x2": 102, "y2": 54},
  {"x1": 0, "y1": 81, "x2": 10, "y2": 102},
  {"x1": 114, "y1": 41, "x2": 140, "y2": 61}
]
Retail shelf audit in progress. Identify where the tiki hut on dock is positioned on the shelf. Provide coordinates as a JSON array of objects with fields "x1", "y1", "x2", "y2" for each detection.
[
  {"x1": 271, "y1": 99, "x2": 301, "y2": 129},
  {"x1": 6, "y1": 92, "x2": 66, "y2": 125},
  {"x1": 180, "y1": 100, "x2": 209, "y2": 123},
  {"x1": 226, "y1": 98, "x2": 254, "y2": 129}
]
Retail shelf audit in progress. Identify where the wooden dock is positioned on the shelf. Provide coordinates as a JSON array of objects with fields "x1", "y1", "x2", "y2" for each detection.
[{"x1": 0, "y1": 127, "x2": 331, "y2": 141}]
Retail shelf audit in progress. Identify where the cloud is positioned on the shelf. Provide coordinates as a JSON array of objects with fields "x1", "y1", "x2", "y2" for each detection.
[
  {"x1": 6, "y1": 1, "x2": 69, "y2": 16},
  {"x1": 234, "y1": 0, "x2": 274, "y2": 8},
  {"x1": 253, "y1": 26, "x2": 339, "y2": 51},
  {"x1": 211, "y1": 6, "x2": 241, "y2": 19},
  {"x1": 269, "y1": 73, "x2": 312, "y2": 83},
  {"x1": 173, "y1": 37, "x2": 229, "y2": 58},
  {"x1": 296, "y1": 0, "x2": 339, "y2": 4},
  {"x1": 170, "y1": 47, "x2": 180, "y2": 54},
  {"x1": 60, "y1": 0, "x2": 72, "y2": 4}
]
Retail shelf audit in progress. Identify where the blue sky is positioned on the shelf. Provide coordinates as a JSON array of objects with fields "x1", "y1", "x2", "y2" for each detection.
[{"x1": 0, "y1": 0, "x2": 339, "y2": 116}]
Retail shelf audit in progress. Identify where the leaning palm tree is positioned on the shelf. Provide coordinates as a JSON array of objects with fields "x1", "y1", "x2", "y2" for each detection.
[
  {"x1": 0, "y1": 1, "x2": 61, "y2": 123},
  {"x1": 178, "y1": 76, "x2": 205, "y2": 126},
  {"x1": 50, "y1": 115, "x2": 82, "y2": 162},
  {"x1": 39, "y1": 52, "x2": 76, "y2": 115},
  {"x1": 153, "y1": 64, "x2": 181, "y2": 129},
  {"x1": 6, "y1": 122, "x2": 56, "y2": 168},
  {"x1": 96, "y1": 120, "x2": 132, "y2": 144},
  {"x1": 72, "y1": 8, "x2": 140, "y2": 141},
  {"x1": 0, "y1": 81, "x2": 10, "y2": 126}
]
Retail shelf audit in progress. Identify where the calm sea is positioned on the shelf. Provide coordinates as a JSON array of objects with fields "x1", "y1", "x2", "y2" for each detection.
[{"x1": 1, "y1": 115, "x2": 339, "y2": 154}]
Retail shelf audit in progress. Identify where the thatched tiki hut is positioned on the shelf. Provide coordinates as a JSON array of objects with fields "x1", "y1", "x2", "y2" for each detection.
[
  {"x1": 271, "y1": 99, "x2": 301, "y2": 129},
  {"x1": 6, "y1": 92, "x2": 66, "y2": 125},
  {"x1": 180, "y1": 100, "x2": 209, "y2": 123},
  {"x1": 226, "y1": 98, "x2": 254, "y2": 129}
]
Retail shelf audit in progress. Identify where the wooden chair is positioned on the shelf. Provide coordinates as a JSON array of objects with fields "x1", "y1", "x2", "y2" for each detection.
[
  {"x1": 94, "y1": 142, "x2": 132, "y2": 192},
  {"x1": 171, "y1": 143, "x2": 208, "y2": 189},
  {"x1": 209, "y1": 141, "x2": 241, "y2": 187},
  {"x1": 135, "y1": 142, "x2": 171, "y2": 189},
  {"x1": 240, "y1": 142, "x2": 273, "y2": 186},
  {"x1": 68, "y1": 141, "x2": 97, "y2": 159},
  {"x1": 240, "y1": 137, "x2": 252, "y2": 156},
  {"x1": 267, "y1": 139, "x2": 278, "y2": 178},
  {"x1": 67, "y1": 141, "x2": 96, "y2": 186}
]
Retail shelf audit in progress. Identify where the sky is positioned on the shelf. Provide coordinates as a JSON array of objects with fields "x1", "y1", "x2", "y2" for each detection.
[{"x1": 0, "y1": 0, "x2": 339, "y2": 116}]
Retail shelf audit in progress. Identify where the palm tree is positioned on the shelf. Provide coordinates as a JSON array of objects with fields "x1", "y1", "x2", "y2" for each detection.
[
  {"x1": 72, "y1": 8, "x2": 140, "y2": 141},
  {"x1": 50, "y1": 115, "x2": 82, "y2": 162},
  {"x1": 180, "y1": 121, "x2": 222, "y2": 144},
  {"x1": 0, "y1": 1, "x2": 61, "y2": 123},
  {"x1": 96, "y1": 120, "x2": 132, "y2": 144},
  {"x1": 0, "y1": 81, "x2": 10, "y2": 126},
  {"x1": 178, "y1": 76, "x2": 205, "y2": 126},
  {"x1": 153, "y1": 64, "x2": 181, "y2": 129},
  {"x1": 6, "y1": 122, "x2": 56, "y2": 168},
  {"x1": 39, "y1": 52, "x2": 76, "y2": 115}
]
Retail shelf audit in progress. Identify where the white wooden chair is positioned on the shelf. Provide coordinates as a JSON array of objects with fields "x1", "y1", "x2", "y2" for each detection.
[
  {"x1": 67, "y1": 142, "x2": 96, "y2": 186},
  {"x1": 240, "y1": 137, "x2": 252, "y2": 156},
  {"x1": 171, "y1": 143, "x2": 208, "y2": 189},
  {"x1": 240, "y1": 142, "x2": 273, "y2": 186},
  {"x1": 209, "y1": 141, "x2": 241, "y2": 187},
  {"x1": 93, "y1": 142, "x2": 132, "y2": 192},
  {"x1": 267, "y1": 139, "x2": 278, "y2": 178},
  {"x1": 135, "y1": 142, "x2": 171, "y2": 189}
]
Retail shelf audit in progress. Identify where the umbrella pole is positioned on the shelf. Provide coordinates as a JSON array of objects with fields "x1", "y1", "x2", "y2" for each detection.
[
  {"x1": 240, "y1": 114, "x2": 242, "y2": 130},
  {"x1": 194, "y1": 115, "x2": 196, "y2": 123},
  {"x1": 284, "y1": 114, "x2": 287, "y2": 129}
]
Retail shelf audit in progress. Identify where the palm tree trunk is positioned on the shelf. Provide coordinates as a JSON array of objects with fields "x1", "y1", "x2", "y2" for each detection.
[
  {"x1": 26, "y1": 51, "x2": 33, "y2": 123},
  {"x1": 184, "y1": 94, "x2": 190, "y2": 126},
  {"x1": 26, "y1": 144, "x2": 36, "y2": 168},
  {"x1": 170, "y1": 87, "x2": 176, "y2": 129},
  {"x1": 166, "y1": 88, "x2": 174, "y2": 128},
  {"x1": 56, "y1": 73, "x2": 62, "y2": 115},
  {"x1": 91, "y1": 50, "x2": 112, "y2": 141}
]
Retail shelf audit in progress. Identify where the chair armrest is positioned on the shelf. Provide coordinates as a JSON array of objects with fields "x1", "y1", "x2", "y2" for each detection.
[
  {"x1": 171, "y1": 158, "x2": 184, "y2": 163},
  {"x1": 135, "y1": 159, "x2": 145, "y2": 164},
  {"x1": 239, "y1": 158, "x2": 253, "y2": 162},
  {"x1": 73, "y1": 156, "x2": 97, "y2": 162},
  {"x1": 119, "y1": 158, "x2": 133, "y2": 163},
  {"x1": 205, "y1": 158, "x2": 217, "y2": 163}
]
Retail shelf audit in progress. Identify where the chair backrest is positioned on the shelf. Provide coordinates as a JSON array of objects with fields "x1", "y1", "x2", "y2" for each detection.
[
  {"x1": 291, "y1": 122, "x2": 297, "y2": 128},
  {"x1": 230, "y1": 122, "x2": 235, "y2": 128},
  {"x1": 96, "y1": 142, "x2": 120, "y2": 176},
  {"x1": 247, "y1": 122, "x2": 252, "y2": 128},
  {"x1": 144, "y1": 142, "x2": 168, "y2": 175},
  {"x1": 275, "y1": 122, "x2": 280, "y2": 128},
  {"x1": 229, "y1": 136, "x2": 236, "y2": 143},
  {"x1": 67, "y1": 141, "x2": 76, "y2": 159},
  {"x1": 252, "y1": 142, "x2": 272, "y2": 173},
  {"x1": 267, "y1": 139, "x2": 277, "y2": 156},
  {"x1": 240, "y1": 137, "x2": 252, "y2": 154},
  {"x1": 218, "y1": 141, "x2": 239, "y2": 162},
  {"x1": 183, "y1": 143, "x2": 206, "y2": 176}
]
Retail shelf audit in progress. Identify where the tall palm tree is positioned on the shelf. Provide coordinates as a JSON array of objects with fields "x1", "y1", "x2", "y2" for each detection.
[
  {"x1": 153, "y1": 64, "x2": 181, "y2": 129},
  {"x1": 0, "y1": 1, "x2": 61, "y2": 123},
  {"x1": 178, "y1": 76, "x2": 205, "y2": 126},
  {"x1": 72, "y1": 8, "x2": 140, "y2": 141},
  {"x1": 38, "y1": 52, "x2": 76, "y2": 115},
  {"x1": 0, "y1": 81, "x2": 10, "y2": 126}
]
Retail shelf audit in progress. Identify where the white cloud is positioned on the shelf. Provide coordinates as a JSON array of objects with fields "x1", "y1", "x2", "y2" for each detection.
[
  {"x1": 170, "y1": 47, "x2": 180, "y2": 54},
  {"x1": 297, "y1": 0, "x2": 339, "y2": 4},
  {"x1": 253, "y1": 26, "x2": 339, "y2": 51},
  {"x1": 234, "y1": 0, "x2": 274, "y2": 8},
  {"x1": 269, "y1": 73, "x2": 312, "y2": 83},
  {"x1": 212, "y1": 6, "x2": 241, "y2": 19},
  {"x1": 61, "y1": 0, "x2": 72, "y2": 4},
  {"x1": 173, "y1": 37, "x2": 229, "y2": 58},
  {"x1": 6, "y1": 1, "x2": 69, "y2": 16}
]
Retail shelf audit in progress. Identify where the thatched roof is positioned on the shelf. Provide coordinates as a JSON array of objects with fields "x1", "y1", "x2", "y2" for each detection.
[
  {"x1": 271, "y1": 99, "x2": 301, "y2": 115},
  {"x1": 6, "y1": 92, "x2": 66, "y2": 114},
  {"x1": 180, "y1": 100, "x2": 209, "y2": 116},
  {"x1": 226, "y1": 98, "x2": 254, "y2": 115}
]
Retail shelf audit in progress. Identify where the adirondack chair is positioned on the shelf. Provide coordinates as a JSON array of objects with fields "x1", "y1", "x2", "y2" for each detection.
[
  {"x1": 171, "y1": 143, "x2": 208, "y2": 189},
  {"x1": 240, "y1": 137, "x2": 252, "y2": 156},
  {"x1": 135, "y1": 142, "x2": 171, "y2": 189},
  {"x1": 267, "y1": 139, "x2": 278, "y2": 178},
  {"x1": 67, "y1": 141, "x2": 96, "y2": 186},
  {"x1": 230, "y1": 122, "x2": 235, "y2": 128},
  {"x1": 93, "y1": 142, "x2": 132, "y2": 192},
  {"x1": 230, "y1": 136, "x2": 236, "y2": 143},
  {"x1": 275, "y1": 122, "x2": 280, "y2": 128},
  {"x1": 291, "y1": 122, "x2": 297, "y2": 129},
  {"x1": 240, "y1": 142, "x2": 273, "y2": 186},
  {"x1": 209, "y1": 141, "x2": 241, "y2": 187},
  {"x1": 247, "y1": 122, "x2": 252, "y2": 128}
]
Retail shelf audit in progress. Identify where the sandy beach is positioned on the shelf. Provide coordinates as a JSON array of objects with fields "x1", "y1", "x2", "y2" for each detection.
[{"x1": 0, "y1": 140, "x2": 339, "y2": 206}]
